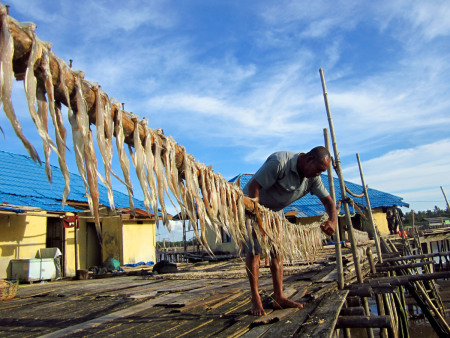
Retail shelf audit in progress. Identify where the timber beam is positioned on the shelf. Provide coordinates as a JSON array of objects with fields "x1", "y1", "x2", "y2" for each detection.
[
  {"x1": 381, "y1": 251, "x2": 450, "y2": 263},
  {"x1": 376, "y1": 261, "x2": 435, "y2": 272},
  {"x1": 336, "y1": 315, "x2": 391, "y2": 329}
]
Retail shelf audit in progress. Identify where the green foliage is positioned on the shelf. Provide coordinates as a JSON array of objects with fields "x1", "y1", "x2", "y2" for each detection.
[{"x1": 402, "y1": 206, "x2": 450, "y2": 226}]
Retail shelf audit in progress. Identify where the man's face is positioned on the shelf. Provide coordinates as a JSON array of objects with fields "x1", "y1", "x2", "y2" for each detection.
[{"x1": 303, "y1": 157, "x2": 330, "y2": 178}]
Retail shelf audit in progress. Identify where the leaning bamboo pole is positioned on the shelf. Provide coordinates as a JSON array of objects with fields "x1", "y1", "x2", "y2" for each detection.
[
  {"x1": 441, "y1": 186, "x2": 450, "y2": 211},
  {"x1": 356, "y1": 153, "x2": 383, "y2": 263},
  {"x1": 319, "y1": 68, "x2": 374, "y2": 338},
  {"x1": 319, "y1": 68, "x2": 363, "y2": 283}
]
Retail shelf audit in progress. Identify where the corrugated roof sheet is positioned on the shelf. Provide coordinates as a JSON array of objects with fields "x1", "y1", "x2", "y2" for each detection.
[
  {"x1": 230, "y1": 173, "x2": 409, "y2": 217},
  {"x1": 0, "y1": 150, "x2": 147, "y2": 213}
]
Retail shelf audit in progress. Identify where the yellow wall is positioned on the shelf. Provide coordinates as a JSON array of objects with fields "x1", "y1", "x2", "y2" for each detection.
[
  {"x1": 0, "y1": 212, "x2": 47, "y2": 279},
  {"x1": 64, "y1": 225, "x2": 76, "y2": 277},
  {"x1": 371, "y1": 208, "x2": 390, "y2": 235},
  {"x1": 64, "y1": 214, "x2": 156, "y2": 276},
  {"x1": 122, "y1": 221, "x2": 156, "y2": 264},
  {"x1": 102, "y1": 216, "x2": 123, "y2": 263},
  {"x1": 0, "y1": 209, "x2": 158, "y2": 278},
  {"x1": 64, "y1": 211, "x2": 123, "y2": 275},
  {"x1": 64, "y1": 214, "x2": 102, "y2": 276}
]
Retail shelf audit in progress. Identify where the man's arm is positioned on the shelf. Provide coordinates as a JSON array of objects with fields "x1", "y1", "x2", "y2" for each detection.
[
  {"x1": 247, "y1": 178, "x2": 261, "y2": 203},
  {"x1": 319, "y1": 195, "x2": 338, "y2": 236},
  {"x1": 242, "y1": 178, "x2": 262, "y2": 213}
]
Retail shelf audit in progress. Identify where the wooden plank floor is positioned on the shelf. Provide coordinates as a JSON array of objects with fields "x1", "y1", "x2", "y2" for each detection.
[{"x1": 0, "y1": 247, "x2": 353, "y2": 337}]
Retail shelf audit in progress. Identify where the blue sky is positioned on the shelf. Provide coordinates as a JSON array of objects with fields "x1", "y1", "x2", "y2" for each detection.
[{"x1": 2, "y1": 1, "x2": 450, "y2": 241}]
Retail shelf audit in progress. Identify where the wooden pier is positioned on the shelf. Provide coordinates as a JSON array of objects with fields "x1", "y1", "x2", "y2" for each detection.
[{"x1": 1, "y1": 235, "x2": 449, "y2": 337}]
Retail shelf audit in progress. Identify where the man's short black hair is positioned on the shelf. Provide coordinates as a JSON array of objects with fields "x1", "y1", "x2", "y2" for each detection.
[{"x1": 306, "y1": 146, "x2": 330, "y2": 162}]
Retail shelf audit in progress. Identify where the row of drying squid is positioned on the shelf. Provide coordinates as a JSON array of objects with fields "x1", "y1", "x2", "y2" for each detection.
[{"x1": 0, "y1": 5, "x2": 324, "y2": 261}]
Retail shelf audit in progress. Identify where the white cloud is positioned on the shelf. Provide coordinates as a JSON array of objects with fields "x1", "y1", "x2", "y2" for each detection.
[
  {"x1": 381, "y1": 1, "x2": 450, "y2": 41},
  {"x1": 158, "y1": 220, "x2": 184, "y2": 242},
  {"x1": 344, "y1": 139, "x2": 450, "y2": 210}
]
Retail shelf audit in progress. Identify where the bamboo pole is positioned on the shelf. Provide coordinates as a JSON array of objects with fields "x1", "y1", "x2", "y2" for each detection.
[
  {"x1": 366, "y1": 248, "x2": 388, "y2": 338},
  {"x1": 441, "y1": 186, "x2": 450, "y2": 210},
  {"x1": 376, "y1": 261, "x2": 435, "y2": 272},
  {"x1": 319, "y1": 68, "x2": 373, "y2": 338},
  {"x1": 324, "y1": 128, "x2": 344, "y2": 289},
  {"x1": 356, "y1": 153, "x2": 382, "y2": 263},
  {"x1": 319, "y1": 68, "x2": 363, "y2": 283},
  {"x1": 382, "y1": 251, "x2": 450, "y2": 263},
  {"x1": 336, "y1": 316, "x2": 391, "y2": 329}
]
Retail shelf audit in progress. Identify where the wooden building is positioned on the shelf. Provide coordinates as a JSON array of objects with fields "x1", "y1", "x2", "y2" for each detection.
[{"x1": 0, "y1": 150, "x2": 157, "y2": 279}]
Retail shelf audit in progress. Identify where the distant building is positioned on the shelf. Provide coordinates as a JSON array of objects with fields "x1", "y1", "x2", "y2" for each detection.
[
  {"x1": 423, "y1": 217, "x2": 450, "y2": 229},
  {"x1": 0, "y1": 150, "x2": 159, "y2": 279},
  {"x1": 204, "y1": 173, "x2": 409, "y2": 256}
]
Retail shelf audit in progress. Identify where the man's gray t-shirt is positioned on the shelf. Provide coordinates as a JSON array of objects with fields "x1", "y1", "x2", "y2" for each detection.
[{"x1": 243, "y1": 151, "x2": 329, "y2": 211}]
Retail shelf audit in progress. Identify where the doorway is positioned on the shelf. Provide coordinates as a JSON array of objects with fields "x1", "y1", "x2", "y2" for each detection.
[
  {"x1": 85, "y1": 222, "x2": 102, "y2": 268},
  {"x1": 46, "y1": 216, "x2": 65, "y2": 276}
]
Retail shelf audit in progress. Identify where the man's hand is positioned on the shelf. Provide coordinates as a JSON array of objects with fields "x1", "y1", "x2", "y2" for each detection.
[
  {"x1": 319, "y1": 195, "x2": 338, "y2": 237},
  {"x1": 320, "y1": 220, "x2": 336, "y2": 237}
]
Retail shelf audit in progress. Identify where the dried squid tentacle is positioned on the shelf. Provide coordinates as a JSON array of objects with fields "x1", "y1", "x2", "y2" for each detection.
[
  {"x1": 129, "y1": 116, "x2": 151, "y2": 214},
  {"x1": 158, "y1": 134, "x2": 183, "y2": 217},
  {"x1": 71, "y1": 75, "x2": 101, "y2": 239},
  {"x1": 36, "y1": 84, "x2": 52, "y2": 182},
  {"x1": 22, "y1": 25, "x2": 57, "y2": 160},
  {"x1": 143, "y1": 125, "x2": 159, "y2": 220},
  {"x1": 94, "y1": 85, "x2": 115, "y2": 209},
  {"x1": 198, "y1": 164, "x2": 221, "y2": 243},
  {"x1": 54, "y1": 100, "x2": 70, "y2": 205},
  {"x1": 162, "y1": 135, "x2": 185, "y2": 213},
  {"x1": 115, "y1": 108, "x2": 135, "y2": 214},
  {"x1": 40, "y1": 50, "x2": 71, "y2": 206},
  {"x1": 0, "y1": 7, "x2": 40, "y2": 163},
  {"x1": 153, "y1": 131, "x2": 170, "y2": 228}
]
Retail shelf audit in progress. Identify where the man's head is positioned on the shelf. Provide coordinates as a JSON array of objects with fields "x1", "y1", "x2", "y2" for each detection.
[{"x1": 298, "y1": 146, "x2": 331, "y2": 178}]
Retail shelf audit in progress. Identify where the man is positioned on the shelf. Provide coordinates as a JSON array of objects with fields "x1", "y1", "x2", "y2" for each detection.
[
  {"x1": 243, "y1": 146, "x2": 338, "y2": 316},
  {"x1": 386, "y1": 210, "x2": 395, "y2": 235},
  {"x1": 392, "y1": 205, "x2": 404, "y2": 235}
]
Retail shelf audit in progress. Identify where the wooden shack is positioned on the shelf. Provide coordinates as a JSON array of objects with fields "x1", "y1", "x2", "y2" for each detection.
[{"x1": 0, "y1": 150, "x2": 157, "y2": 279}]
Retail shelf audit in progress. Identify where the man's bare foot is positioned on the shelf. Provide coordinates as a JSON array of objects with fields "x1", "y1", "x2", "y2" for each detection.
[
  {"x1": 251, "y1": 300, "x2": 267, "y2": 316},
  {"x1": 272, "y1": 297, "x2": 303, "y2": 310}
]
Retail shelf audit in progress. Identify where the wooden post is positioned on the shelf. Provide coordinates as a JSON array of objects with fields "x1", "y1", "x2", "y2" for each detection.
[
  {"x1": 356, "y1": 153, "x2": 382, "y2": 263},
  {"x1": 183, "y1": 220, "x2": 187, "y2": 254},
  {"x1": 319, "y1": 68, "x2": 373, "y2": 338},
  {"x1": 336, "y1": 316, "x2": 391, "y2": 329},
  {"x1": 367, "y1": 248, "x2": 388, "y2": 338},
  {"x1": 324, "y1": 128, "x2": 344, "y2": 290},
  {"x1": 74, "y1": 217, "x2": 79, "y2": 272}
]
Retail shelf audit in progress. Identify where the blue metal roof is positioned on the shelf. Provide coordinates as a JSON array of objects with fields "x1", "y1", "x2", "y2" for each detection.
[
  {"x1": 0, "y1": 150, "x2": 147, "y2": 213},
  {"x1": 230, "y1": 173, "x2": 409, "y2": 217}
]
